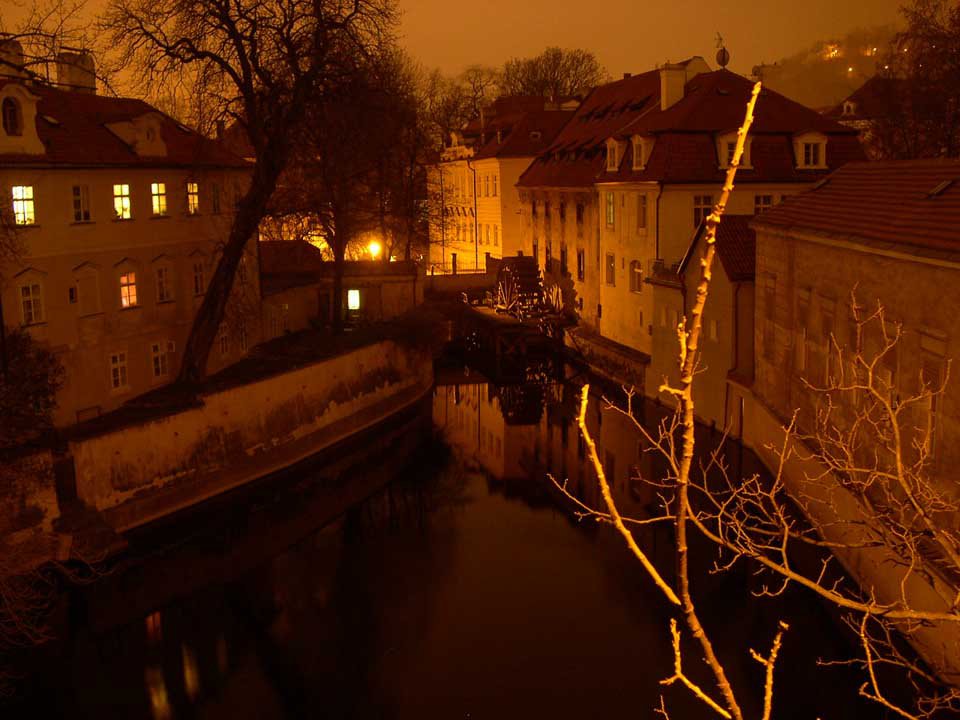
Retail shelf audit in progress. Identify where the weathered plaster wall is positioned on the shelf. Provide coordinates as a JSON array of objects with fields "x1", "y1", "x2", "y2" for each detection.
[
  {"x1": 69, "y1": 339, "x2": 433, "y2": 529},
  {"x1": 0, "y1": 451, "x2": 58, "y2": 538}
]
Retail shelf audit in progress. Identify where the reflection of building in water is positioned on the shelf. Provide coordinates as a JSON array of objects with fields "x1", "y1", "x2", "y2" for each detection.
[{"x1": 434, "y1": 382, "x2": 538, "y2": 479}]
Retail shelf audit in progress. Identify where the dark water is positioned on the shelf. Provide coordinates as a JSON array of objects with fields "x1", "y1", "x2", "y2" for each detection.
[{"x1": 9, "y1": 366, "x2": 887, "y2": 719}]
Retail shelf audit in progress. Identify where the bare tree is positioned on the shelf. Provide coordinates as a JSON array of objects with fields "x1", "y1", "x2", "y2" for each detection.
[
  {"x1": 99, "y1": 0, "x2": 397, "y2": 382},
  {"x1": 500, "y1": 46, "x2": 607, "y2": 101},
  {"x1": 873, "y1": 0, "x2": 960, "y2": 159},
  {"x1": 553, "y1": 82, "x2": 960, "y2": 719}
]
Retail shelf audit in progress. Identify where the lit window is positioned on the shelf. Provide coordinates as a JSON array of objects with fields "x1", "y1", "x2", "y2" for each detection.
[
  {"x1": 12, "y1": 185, "x2": 35, "y2": 225},
  {"x1": 110, "y1": 352, "x2": 128, "y2": 389},
  {"x1": 605, "y1": 191, "x2": 615, "y2": 227},
  {"x1": 120, "y1": 271, "x2": 138, "y2": 307},
  {"x1": 151, "y1": 182, "x2": 167, "y2": 215},
  {"x1": 605, "y1": 253, "x2": 615, "y2": 286},
  {"x1": 156, "y1": 266, "x2": 172, "y2": 302},
  {"x1": 347, "y1": 289, "x2": 361, "y2": 310},
  {"x1": 2, "y1": 97, "x2": 22, "y2": 136},
  {"x1": 19, "y1": 282, "x2": 43, "y2": 324},
  {"x1": 151, "y1": 342, "x2": 170, "y2": 378},
  {"x1": 113, "y1": 184, "x2": 131, "y2": 219},
  {"x1": 192, "y1": 262, "x2": 204, "y2": 296},
  {"x1": 71, "y1": 184, "x2": 91, "y2": 222},
  {"x1": 694, "y1": 195, "x2": 713, "y2": 228},
  {"x1": 186, "y1": 182, "x2": 199, "y2": 214}
]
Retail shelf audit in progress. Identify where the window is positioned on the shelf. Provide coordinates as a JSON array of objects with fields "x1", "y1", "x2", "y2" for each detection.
[
  {"x1": 485, "y1": 225, "x2": 490, "y2": 245},
  {"x1": 110, "y1": 352, "x2": 128, "y2": 389},
  {"x1": 577, "y1": 248, "x2": 585, "y2": 281},
  {"x1": 72, "y1": 184, "x2": 91, "y2": 222},
  {"x1": 2, "y1": 98, "x2": 22, "y2": 135},
  {"x1": 605, "y1": 192, "x2": 615, "y2": 227},
  {"x1": 19, "y1": 282, "x2": 43, "y2": 324},
  {"x1": 531, "y1": 200, "x2": 538, "y2": 219},
  {"x1": 484, "y1": 176, "x2": 490, "y2": 197},
  {"x1": 156, "y1": 266, "x2": 172, "y2": 302},
  {"x1": 347, "y1": 289, "x2": 361, "y2": 310},
  {"x1": 606, "y1": 140, "x2": 619, "y2": 171},
  {"x1": 802, "y1": 142, "x2": 821, "y2": 167},
  {"x1": 693, "y1": 195, "x2": 713, "y2": 228},
  {"x1": 238, "y1": 256, "x2": 248, "y2": 284},
  {"x1": 119, "y1": 271, "x2": 138, "y2": 308},
  {"x1": 726, "y1": 142, "x2": 736, "y2": 166},
  {"x1": 576, "y1": 203, "x2": 584, "y2": 226},
  {"x1": 218, "y1": 327, "x2": 229, "y2": 356},
  {"x1": 150, "y1": 182, "x2": 167, "y2": 216},
  {"x1": 754, "y1": 194, "x2": 774, "y2": 214},
  {"x1": 560, "y1": 245, "x2": 568, "y2": 275},
  {"x1": 113, "y1": 184, "x2": 131, "y2": 219},
  {"x1": 632, "y1": 137, "x2": 644, "y2": 169},
  {"x1": 636, "y1": 195, "x2": 647, "y2": 230},
  {"x1": 492, "y1": 175, "x2": 498, "y2": 196},
  {"x1": 192, "y1": 262, "x2": 205, "y2": 296},
  {"x1": 212, "y1": 183, "x2": 221, "y2": 214},
  {"x1": 11, "y1": 185, "x2": 35, "y2": 225},
  {"x1": 493, "y1": 225, "x2": 499, "y2": 247},
  {"x1": 629, "y1": 260, "x2": 642, "y2": 293},
  {"x1": 186, "y1": 182, "x2": 199, "y2": 214},
  {"x1": 605, "y1": 253, "x2": 615, "y2": 286},
  {"x1": 238, "y1": 322, "x2": 248, "y2": 352},
  {"x1": 559, "y1": 202, "x2": 566, "y2": 222},
  {"x1": 151, "y1": 341, "x2": 172, "y2": 378}
]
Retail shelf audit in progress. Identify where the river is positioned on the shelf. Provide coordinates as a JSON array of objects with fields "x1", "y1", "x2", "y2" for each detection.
[{"x1": 8, "y1": 361, "x2": 886, "y2": 719}]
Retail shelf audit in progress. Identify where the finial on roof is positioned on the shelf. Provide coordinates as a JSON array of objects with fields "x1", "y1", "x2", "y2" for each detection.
[{"x1": 716, "y1": 32, "x2": 730, "y2": 69}]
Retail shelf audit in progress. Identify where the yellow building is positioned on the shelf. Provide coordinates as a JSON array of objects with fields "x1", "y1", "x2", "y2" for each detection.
[
  {"x1": 0, "y1": 53, "x2": 254, "y2": 426},
  {"x1": 517, "y1": 59, "x2": 866, "y2": 390},
  {"x1": 428, "y1": 97, "x2": 577, "y2": 274}
]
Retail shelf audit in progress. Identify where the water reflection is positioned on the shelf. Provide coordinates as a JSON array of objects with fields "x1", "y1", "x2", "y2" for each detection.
[{"x1": 9, "y1": 371, "x2": 884, "y2": 719}]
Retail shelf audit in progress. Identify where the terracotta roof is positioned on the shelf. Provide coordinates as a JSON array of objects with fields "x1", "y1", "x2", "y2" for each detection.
[
  {"x1": 473, "y1": 109, "x2": 575, "y2": 159},
  {"x1": 0, "y1": 79, "x2": 248, "y2": 168},
  {"x1": 825, "y1": 76, "x2": 904, "y2": 122},
  {"x1": 519, "y1": 68, "x2": 864, "y2": 188},
  {"x1": 680, "y1": 215, "x2": 756, "y2": 282},
  {"x1": 752, "y1": 159, "x2": 960, "y2": 255}
]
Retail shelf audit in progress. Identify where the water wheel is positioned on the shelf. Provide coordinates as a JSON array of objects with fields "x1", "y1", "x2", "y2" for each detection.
[{"x1": 495, "y1": 256, "x2": 545, "y2": 320}]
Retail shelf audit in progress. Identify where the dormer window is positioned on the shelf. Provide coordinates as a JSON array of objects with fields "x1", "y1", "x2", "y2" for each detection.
[
  {"x1": 717, "y1": 132, "x2": 752, "y2": 169},
  {"x1": 605, "y1": 139, "x2": 622, "y2": 172},
  {"x1": 843, "y1": 101, "x2": 856, "y2": 116},
  {"x1": 2, "y1": 97, "x2": 22, "y2": 136},
  {"x1": 631, "y1": 135, "x2": 652, "y2": 171},
  {"x1": 794, "y1": 132, "x2": 828, "y2": 169}
]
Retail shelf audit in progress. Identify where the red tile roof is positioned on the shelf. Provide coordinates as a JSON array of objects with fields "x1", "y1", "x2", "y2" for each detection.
[
  {"x1": 519, "y1": 68, "x2": 864, "y2": 188},
  {"x1": 473, "y1": 109, "x2": 575, "y2": 159},
  {"x1": 680, "y1": 215, "x2": 756, "y2": 282},
  {"x1": 0, "y1": 79, "x2": 249, "y2": 168},
  {"x1": 752, "y1": 159, "x2": 960, "y2": 255},
  {"x1": 825, "y1": 75, "x2": 904, "y2": 122}
]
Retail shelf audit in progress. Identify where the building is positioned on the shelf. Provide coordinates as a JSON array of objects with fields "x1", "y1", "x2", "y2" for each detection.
[
  {"x1": 517, "y1": 58, "x2": 865, "y2": 383},
  {"x1": 428, "y1": 96, "x2": 577, "y2": 274},
  {"x1": 0, "y1": 49, "x2": 255, "y2": 426},
  {"x1": 259, "y1": 240, "x2": 423, "y2": 336},
  {"x1": 751, "y1": 159, "x2": 960, "y2": 472},
  {"x1": 825, "y1": 75, "x2": 904, "y2": 159},
  {"x1": 647, "y1": 216, "x2": 756, "y2": 428}
]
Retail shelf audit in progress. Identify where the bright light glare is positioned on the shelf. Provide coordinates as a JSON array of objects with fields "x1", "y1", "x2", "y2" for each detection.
[
  {"x1": 348, "y1": 289, "x2": 360, "y2": 310},
  {"x1": 368, "y1": 240, "x2": 382, "y2": 258}
]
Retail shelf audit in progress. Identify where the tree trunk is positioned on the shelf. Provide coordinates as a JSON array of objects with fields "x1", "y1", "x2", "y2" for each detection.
[
  {"x1": 177, "y1": 156, "x2": 284, "y2": 384},
  {"x1": 332, "y1": 241, "x2": 345, "y2": 334}
]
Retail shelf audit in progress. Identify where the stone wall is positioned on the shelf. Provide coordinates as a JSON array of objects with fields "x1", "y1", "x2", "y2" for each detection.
[
  {"x1": 0, "y1": 451, "x2": 58, "y2": 538},
  {"x1": 69, "y1": 339, "x2": 433, "y2": 530}
]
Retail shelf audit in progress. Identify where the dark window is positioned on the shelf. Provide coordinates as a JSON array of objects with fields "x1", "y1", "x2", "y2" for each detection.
[
  {"x1": 560, "y1": 245, "x2": 568, "y2": 275},
  {"x1": 605, "y1": 253, "x2": 615, "y2": 286},
  {"x1": 576, "y1": 248, "x2": 585, "y2": 281},
  {"x1": 2, "y1": 97, "x2": 22, "y2": 136}
]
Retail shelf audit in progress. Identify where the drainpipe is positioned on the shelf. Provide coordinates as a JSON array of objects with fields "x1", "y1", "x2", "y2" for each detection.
[
  {"x1": 654, "y1": 182, "x2": 664, "y2": 260},
  {"x1": 466, "y1": 158, "x2": 479, "y2": 270}
]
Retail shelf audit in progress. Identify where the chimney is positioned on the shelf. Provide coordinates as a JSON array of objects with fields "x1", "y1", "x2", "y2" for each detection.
[
  {"x1": 56, "y1": 50, "x2": 96, "y2": 94},
  {"x1": 0, "y1": 38, "x2": 26, "y2": 79},
  {"x1": 623, "y1": 72, "x2": 632, "y2": 79},
  {"x1": 659, "y1": 63, "x2": 687, "y2": 111}
]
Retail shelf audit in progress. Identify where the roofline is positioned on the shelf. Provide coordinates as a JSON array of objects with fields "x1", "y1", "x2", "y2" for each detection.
[{"x1": 751, "y1": 221, "x2": 960, "y2": 271}]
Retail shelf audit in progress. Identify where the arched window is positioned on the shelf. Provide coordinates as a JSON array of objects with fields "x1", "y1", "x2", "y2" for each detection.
[{"x1": 2, "y1": 97, "x2": 22, "y2": 136}]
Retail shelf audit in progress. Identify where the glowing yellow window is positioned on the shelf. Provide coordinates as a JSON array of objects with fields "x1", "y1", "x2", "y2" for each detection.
[
  {"x1": 12, "y1": 185, "x2": 35, "y2": 225},
  {"x1": 186, "y1": 182, "x2": 199, "y2": 214},
  {"x1": 347, "y1": 289, "x2": 360, "y2": 310},
  {"x1": 120, "y1": 271, "x2": 138, "y2": 307},
  {"x1": 151, "y1": 182, "x2": 167, "y2": 215},
  {"x1": 113, "y1": 184, "x2": 131, "y2": 219}
]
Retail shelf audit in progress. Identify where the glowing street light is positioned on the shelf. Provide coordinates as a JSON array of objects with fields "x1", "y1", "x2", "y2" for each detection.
[{"x1": 368, "y1": 239, "x2": 382, "y2": 258}]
